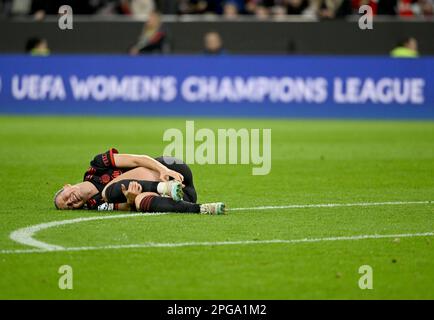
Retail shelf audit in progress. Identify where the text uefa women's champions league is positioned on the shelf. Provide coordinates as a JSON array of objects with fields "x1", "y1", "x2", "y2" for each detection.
[{"x1": 9, "y1": 75, "x2": 424, "y2": 105}]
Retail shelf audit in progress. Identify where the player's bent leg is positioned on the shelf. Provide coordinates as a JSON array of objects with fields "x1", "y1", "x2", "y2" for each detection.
[
  {"x1": 104, "y1": 179, "x2": 183, "y2": 203},
  {"x1": 134, "y1": 192, "x2": 226, "y2": 215},
  {"x1": 135, "y1": 192, "x2": 200, "y2": 214}
]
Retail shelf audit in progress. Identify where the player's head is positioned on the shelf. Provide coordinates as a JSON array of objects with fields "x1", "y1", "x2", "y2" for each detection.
[
  {"x1": 204, "y1": 31, "x2": 223, "y2": 54},
  {"x1": 53, "y1": 183, "x2": 88, "y2": 210},
  {"x1": 146, "y1": 11, "x2": 161, "y2": 29},
  {"x1": 398, "y1": 36, "x2": 418, "y2": 51},
  {"x1": 25, "y1": 37, "x2": 50, "y2": 56}
]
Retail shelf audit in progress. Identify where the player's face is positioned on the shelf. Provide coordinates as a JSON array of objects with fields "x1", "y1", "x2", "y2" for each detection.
[
  {"x1": 147, "y1": 13, "x2": 160, "y2": 29},
  {"x1": 56, "y1": 184, "x2": 86, "y2": 210},
  {"x1": 408, "y1": 38, "x2": 418, "y2": 51}
]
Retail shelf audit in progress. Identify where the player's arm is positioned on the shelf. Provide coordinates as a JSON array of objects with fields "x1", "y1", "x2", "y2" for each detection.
[
  {"x1": 116, "y1": 203, "x2": 133, "y2": 211},
  {"x1": 97, "y1": 182, "x2": 142, "y2": 212},
  {"x1": 97, "y1": 202, "x2": 132, "y2": 212},
  {"x1": 113, "y1": 154, "x2": 183, "y2": 182}
]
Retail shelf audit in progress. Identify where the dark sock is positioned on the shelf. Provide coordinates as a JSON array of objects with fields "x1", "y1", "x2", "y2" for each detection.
[
  {"x1": 105, "y1": 179, "x2": 160, "y2": 203},
  {"x1": 139, "y1": 195, "x2": 200, "y2": 214}
]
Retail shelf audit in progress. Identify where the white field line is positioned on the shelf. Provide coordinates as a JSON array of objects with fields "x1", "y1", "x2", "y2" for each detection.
[
  {"x1": 9, "y1": 212, "x2": 170, "y2": 251},
  {"x1": 1, "y1": 231, "x2": 433, "y2": 255},
  {"x1": 3, "y1": 200, "x2": 433, "y2": 254},
  {"x1": 231, "y1": 200, "x2": 433, "y2": 211}
]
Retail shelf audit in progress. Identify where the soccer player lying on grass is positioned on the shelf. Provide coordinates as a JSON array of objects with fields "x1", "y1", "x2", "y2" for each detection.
[{"x1": 53, "y1": 148, "x2": 225, "y2": 215}]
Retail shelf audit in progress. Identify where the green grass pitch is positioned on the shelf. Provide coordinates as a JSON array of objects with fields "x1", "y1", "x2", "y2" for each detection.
[{"x1": 0, "y1": 116, "x2": 433, "y2": 299}]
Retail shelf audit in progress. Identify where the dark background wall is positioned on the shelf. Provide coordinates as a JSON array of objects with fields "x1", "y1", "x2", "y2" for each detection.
[{"x1": 0, "y1": 19, "x2": 433, "y2": 55}]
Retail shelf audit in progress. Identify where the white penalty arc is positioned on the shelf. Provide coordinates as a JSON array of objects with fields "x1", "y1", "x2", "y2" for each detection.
[
  {"x1": 2, "y1": 231, "x2": 433, "y2": 255},
  {"x1": 9, "y1": 212, "x2": 170, "y2": 251},
  {"x1": 4, "y1": 200, "x2": 434, "y2": 254}
]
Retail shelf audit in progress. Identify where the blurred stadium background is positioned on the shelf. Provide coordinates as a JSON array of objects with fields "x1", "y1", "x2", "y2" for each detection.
[
  {"x1": 0, "y1": 0, "x2": 433, "y2": 300},
  {"x1": 0, "y1": 0, "x2": 433, "y2": 55},
  {"x1": 0, "y1": 0, "x2": 433, "y2": 118}
]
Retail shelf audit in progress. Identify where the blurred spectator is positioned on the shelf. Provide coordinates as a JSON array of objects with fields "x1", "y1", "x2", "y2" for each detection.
[
  {"x1": 413, "y1": 0, "x2": 434, "y2": 16},
  {"x1": 117, "y1": 0, "x2": 131, "y2": 14},
  {"x1": 245, "y1": 0, "x2": 274, "y2": 15},
  {"x1": 30, "y1": 0, "x2": 99, "y2": 19},
  {"x1": 255, "y1": 5, "x2": 270, "y2": 18},
  {"x1": 223, "y1": 1, "x2": 240, "y2": 17},
  {"x1": 177, "y1": 0, "x2": 220, "y2": 14},
  {"x1": 307, "y1": 0, "x2": 352, "y2": 19},
  {"x1": 25, "y1": 37, "x2": 50, "y2": 55},
  {"x1": 129, "y1": 11, "x2": 166, "y2": 54},
  {"x1": 30, "y1": 0, "x2": 55, "y2": 19},
  {"x1": 351, "y1": 0, "x2": 377, "y2": 15},
  {"x1": 94, "y1": 1, "x2": 128, "y2": 15},
  {"x1": 5, "y1": 0, "x2": 428, "y2": 17},
  {"x1": 398, "y1": 0, "x2": 415, "y2": 16},
  {"x1": 115, "y1": 0, "x2": 155, "y2": 16},
  {"x1": 1, "y1": 0, "x2": 32, "y2": 16},
  {"x1": 177, "y1": 0, "x2": 244, "y2": 15},
  {"x1": 390, "y1": 36, "x2": 419, "y2": 57},
  {"x1": 286, "y1": 0, "x2": 309, "y2": 14},
  {"x1": 377, "y1": 0, "x2": 397, "y2": 15},
  {"x1": 203, "y1": 31, "x2": 225, "y2": 54},
  {"x1": 225, "y1": 0, "x2": 245, "y2": 14},
  {"x1": 317, "y1": 0, "x2": 431, "y2": 16},
  {"x1": 271, "y1": 5, "x2": 287, "y2": 19},
  {"x1": 177, "y1": 0, "x2": 208, "y2": 14},
  {"x1": 130, "y1": 0, "x2": 155, "y2": 16}
]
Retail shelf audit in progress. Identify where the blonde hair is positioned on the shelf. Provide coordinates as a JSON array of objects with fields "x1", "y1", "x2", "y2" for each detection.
[{"x1": 53, "y1": 188, "x2": 64, "y2": 210}]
